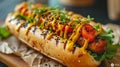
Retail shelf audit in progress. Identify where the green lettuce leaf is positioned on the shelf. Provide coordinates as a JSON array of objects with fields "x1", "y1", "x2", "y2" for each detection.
[
  {"x1": 106, "y1": 43, "x2": 120, "y2": 60},
  {"x1": 99, "y1": 28, "x2": 120, "y2": 60},
  {"x1": 0, "y1": 24, "x2": 10, "y2": 39},
  {"x1": 90, "y1": 27, "x2": 120, "y2": 61},
  {"x1": 88, "y1": 50, "x2": 106, "y2": 61}
]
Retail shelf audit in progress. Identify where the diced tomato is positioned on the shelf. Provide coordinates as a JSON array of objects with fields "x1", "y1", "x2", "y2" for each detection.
[
  {"x1": 54, "y1": 24, "x2": 58, "y2": 30},
  {"x1": 37, "y1": 18, "x2": 43, "y2": 25},
  {"x1": 62, "y1": 25, "x2": 73, "y2": 33},
  {"x1": 81, "y1": 23, "x2": 96, "y2": 42},
  {"x1": 24, "y1": 11, "x2": 29, "y2": 16},
  {"x1": 19, "y1": 2, "x2": 27, "y2": 12},
  {"x1": 19, "y1": 6, "x2": 24, "y2": 12},
  {"x1": 37, "y1": 21, "x2": 40, "y2": 25},
  {"x1": 67, "y1": 26, "x2": 73, "y2": 33},
  {"x1": 62, "y1": 25, "x2": 66, "y2": 32},
  {"x1": 19, "y1": 4, "x2": 27, "y2": 12}
]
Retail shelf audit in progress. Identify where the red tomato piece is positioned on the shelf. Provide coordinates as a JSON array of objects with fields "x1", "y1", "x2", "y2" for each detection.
[
  {"x1": 54, "y1": 24, "x2": 58, "y2": 30},
  {"x1": 24, "y1": 11, "x2": 29, "y2": 16},
  {"x1": 37, "y1": 18, "x2": 43, "y2": 25},
  {"x1": 62, "y1": 25, "x2": 73, "y2": 33},
  {"x1": 19, "y1": 5, "x2": 26, "y2": 12},
  {"x1": 67, "y1": 26, "x2": 73, "y2": 33},
  {"x1": 81, "y1": 23, "x2": 96, "y2": 42}
]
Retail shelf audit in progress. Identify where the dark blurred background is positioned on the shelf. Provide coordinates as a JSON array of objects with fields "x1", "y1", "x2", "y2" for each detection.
[
  {"x1": 0, "y1": 0, "x2": 120, "y2": 25},
  {"x1": 0, "y1": 0, "x2": 120, "y2": 66}
]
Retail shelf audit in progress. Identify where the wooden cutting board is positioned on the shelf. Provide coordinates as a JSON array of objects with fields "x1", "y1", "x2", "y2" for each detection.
[
  {"x1": 0, "y1": 53, "x2": 29, "y2": 67},
  {"x1": 0, "y1": 21, "x2": 29, "y2": 67}
]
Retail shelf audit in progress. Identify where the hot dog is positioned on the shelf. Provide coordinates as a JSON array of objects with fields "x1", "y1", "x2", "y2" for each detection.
[{"x1": 5, "y1": 2, "x2": 108, "y2": 67}]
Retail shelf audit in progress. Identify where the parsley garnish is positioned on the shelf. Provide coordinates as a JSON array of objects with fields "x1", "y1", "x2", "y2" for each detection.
[
  {"x1": 34, "y1": 8, "x2": 41, "y2": 14},
  {"x1": 99, "y1": 28, "x2": 114, "y2": 42},
  {"x1": 49, "y1": 27, "x2": 54, "y2": 32},
  {"x1": 50, "y1": 7, "x2": 70, "y2": 24},
  {"x1": 86, "y1": 15, "x2": 94, "y2": 22},
  {"x1": 60, "y1": 12, "x2": 70, "y2": 24},
  {"x1": 28, "y1": 17, "x2": 34, "y2": 23},
  {"x1": 39, "y1": 24, "x2": 43, "y2": 29},
  {"x1": 50, "y1": 6, "x2": 60, "y2": 14},
  {"x1": 35, "y1": 18, "x2": 39, "y2": 24},
  {"x1": 16, "y1": 14, "x2": 27, "y2": 20},
  {"x1": 74, "y1": 20, "x2": 81, "y2": 24},
  {"x1": 77, "y1": 15, "x2": 94, "y2": 23},
  {"x1": 94, "y1": 24, "x2": 101, "y2": 31},
  {"x1": 34, "y1": 8, "x2": 44, "y2": 15}
]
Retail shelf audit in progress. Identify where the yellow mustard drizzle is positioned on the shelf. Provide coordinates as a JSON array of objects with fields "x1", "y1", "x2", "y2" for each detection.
[
  {"x1": 25, "y1": 23, "x2": 35, "y2": 35},
  {"x1": 21, "y1": 8, "x2": 27, "y2": 15},
  {"x1": 66, "y1": 40, "x2": 74, "y2": 51},
  {"x1": 41, "y1": 18, "x2": 45, "y2": 29},
  {"x1": 60, "y1": 25, "x2": 64, "y2": 37},
  {"x1": 46, "y1": 33, "x2": 53, "y2": 40},
  {"x1": 27, "y1": 12, "x2": 32, "y2": 19},
  {"x1": 25, "y1": 14, "x2": 39, "y2": 35},
  {"x1": 72, "y1": 25, "x2": 82, "y2": 42},
  {"x1": 63, "y1": 25, "x2": 69, "y2": 39},
  {"x1": 68, "y1": 22, "x2": 73, "y2": 25},
  {"x1": 80, "y1": 39, "x2": 89, "y2": 54},
  {"x1": 55, "y1": 24, "x2": 64, "y2": 37},
  {"x1": 69, "y1": 24, "x2": 80, "y2": 40},
  {"x1": 51, "y1": 19, "x2": 56, "y2": 30},
  {"x1": 16, "y1": 22, "x2": 25, "y2": 32},
  {"x1": 35, "y1": 14, "x2": 39, "y2": 19},
  {"x1": 66, "y1": 23, "x2": 83, "y2": 51}
]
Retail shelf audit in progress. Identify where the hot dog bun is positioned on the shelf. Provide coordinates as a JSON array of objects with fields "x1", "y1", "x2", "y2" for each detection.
[
  {"x1": 5, "y1": 2, "x2": 102, "y2": 67},
  {"x1": 5, "y1": 13, "x2": 100, "y2": 67}
]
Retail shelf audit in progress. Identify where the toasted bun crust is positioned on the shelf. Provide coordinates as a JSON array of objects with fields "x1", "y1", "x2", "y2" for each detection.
[{"x1": 5, "y1": 13, "x2": 100, "y2": 67}]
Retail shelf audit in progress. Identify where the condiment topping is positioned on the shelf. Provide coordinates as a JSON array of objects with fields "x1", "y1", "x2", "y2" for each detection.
[{"x1": 14, "y1": 2, "x2": 107, "y2": 54}]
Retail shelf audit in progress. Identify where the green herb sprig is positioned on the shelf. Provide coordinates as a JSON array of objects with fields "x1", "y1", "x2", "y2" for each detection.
[
  {"x1": 49, "y1": 27, "x2": 54, "y2": 32},
  {"x1": 99, "y1": 28, "x2": 114, "y2": 43},
  {"x1": 34, "y1": 8, "x2": 44, "y2": 15},
  {"x1": 94, "y1": 24, "x2": 100, "y2": 31},
  {"x1": 86, "y1": 15, "x2": 94, "y2": 22},
  {"x1": 16, "y1": 14, "x2": 27, "y2": 20}
]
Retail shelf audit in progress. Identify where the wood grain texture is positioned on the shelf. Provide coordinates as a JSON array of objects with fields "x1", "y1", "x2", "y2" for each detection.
[{"x1": 0, "y1": 53, "x2": 29, "y2": 67}]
